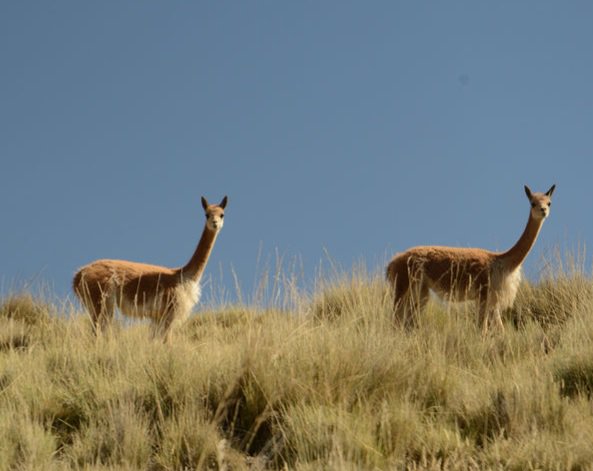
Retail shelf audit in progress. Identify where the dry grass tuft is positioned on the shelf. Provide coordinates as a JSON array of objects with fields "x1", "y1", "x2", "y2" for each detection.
[
  {"x1": 0, "y1": 293, "x2": 52, "y2": 326},
  {"x1": 1, "y1": 254, "x2": 593, "y2": 469}
]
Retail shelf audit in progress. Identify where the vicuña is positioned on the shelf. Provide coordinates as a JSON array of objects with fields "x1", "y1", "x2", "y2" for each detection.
[
  {"x1": 73, "y1": 196, "x2": 228, "y2": 339},
  {"x1": 386, "y1": 185, "x2": 555, "y2": 334}
]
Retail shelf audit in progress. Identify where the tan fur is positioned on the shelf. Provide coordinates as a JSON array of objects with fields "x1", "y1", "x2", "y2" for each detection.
[
  {"x1": 73, "y1": 196, "x2": 228, "y2": 339},
  {"x1": 386, "y1": 185, "x2": 555, "y2": 334}
]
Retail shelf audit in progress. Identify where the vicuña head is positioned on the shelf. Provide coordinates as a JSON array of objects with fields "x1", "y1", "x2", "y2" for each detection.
[
  {"x1": 386, "y1": 184, "x2": 555, "y2": 335},
  {"x1": 526, "y1": 184, "x2": 553, "y2": 220},
  {"x1": 203, "y1": 195, "x2": 227, "y2": 232},
  {"x1": 73, "y1": 195, "x2": 228, "y2": 340}
]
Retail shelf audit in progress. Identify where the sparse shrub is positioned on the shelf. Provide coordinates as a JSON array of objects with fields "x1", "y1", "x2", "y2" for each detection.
[
  {"x1": 186, "y1": 306, "x2": 273, "y2": 343},
  {"x1": 457, "y1": 390, "x2": 511, "y2": 447},
  {"x1": 66, "y1": 400, "x2": 152, "y2": 468},
  {"x1": 312, "y1": 282, "x2": 354, "y2": 321},
  {"x1": 310, "y1": 274, "x2": 390, "y2": 322},
  {"x1": 281, "y1": 404, "x2": 386, "y2": 468},
  {"x1": 0, "y1": 409, "x2": 56, "y2": 471},
  {"x1": 375, "y1": 400, "x2": 425, "y2": 459},
  {"x1": 0, "y1": 293, "x2": 51, "y2": 326},
  {"x1": 215, "y1": 369, "x2": 276, "y2": 456},
  {"x1": 512, "y1": 272, "x2": 593, "y2": 328},
  {"x1": 555, "y1": 354, "x2": 593, "y2": 398},
  {"x1": 0, "y1": 294, "x2": 65, "y2": 353},
  {"x1": 154, "y1": 410, "x2": 224, "y2": 470},
  {"x1": 0, "y1": 318, "x2": 30, "y2": 351}
]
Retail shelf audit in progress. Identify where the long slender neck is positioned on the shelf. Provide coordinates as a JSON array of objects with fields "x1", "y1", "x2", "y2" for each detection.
[
  {"x1": 178, "y1": 226, "x2": 219, "y2": 281},
  {"x1": 498, "y1": 212, "x2": 544, "y2": 271}
]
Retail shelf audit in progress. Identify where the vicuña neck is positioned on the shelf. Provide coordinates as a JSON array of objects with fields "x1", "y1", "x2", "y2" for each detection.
[
  {"x1": 498, "y1": 213, "x2": 544, "y2": 271},
  {"x1": 178, "y1": 226, "x2": 218, "y2": 281}
]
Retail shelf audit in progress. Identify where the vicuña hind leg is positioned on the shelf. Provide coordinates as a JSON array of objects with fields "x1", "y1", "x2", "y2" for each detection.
[
  {"x1": 492, "y1": 308, "x2": 505, "y2": 332},
  {"x1": 478, "y1": 298, "x2": 505, "y2": 336},
  {"x1": 407, "y1": 281, "x2": 429, "y2": 328},
  {"x1": 79, "y1": 283, "x2": 115, "y2": 334},
  {"x1": 151, "y1": 307, "x2": 178, "y2": 343},
  {"x1": 394, "y1": 281, "x2": 429, "y2": 329},
  {"x1": 478, "y1": 300, "x2": 490, "y2": 336},
  {"x1": 390, "y1": 269, "x2": 411, "y2": 327},
  {"x1": 389, "y1": 260, "x2": 429, "y2": 328}
]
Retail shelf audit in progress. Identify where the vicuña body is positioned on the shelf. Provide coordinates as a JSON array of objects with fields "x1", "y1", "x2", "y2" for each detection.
[
  {"x1": 386, "y1": 185, "x2": 555, "y2": 334},
  {"x1": 73, "y1": 196, "x2": 228, "y2": 339}
]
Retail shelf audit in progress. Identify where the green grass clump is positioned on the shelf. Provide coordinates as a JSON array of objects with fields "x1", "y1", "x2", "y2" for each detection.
[{"x1": 1, "y1": 259, "x2": 593, "y2": 469}]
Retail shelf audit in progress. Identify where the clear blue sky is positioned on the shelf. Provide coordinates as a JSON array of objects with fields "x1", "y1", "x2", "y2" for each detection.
[{"x1": 1, "y1": 2, "x2": 592, "y2": 305}]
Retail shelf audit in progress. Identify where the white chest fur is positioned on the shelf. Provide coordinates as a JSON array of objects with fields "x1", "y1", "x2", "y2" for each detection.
[
  {"x1": 490, "y1": 265, "x2": 523, "y2": 310},
  {"x1": 173, "y1": 280, "x2": 202, "y2": 320},
  {"x1": 119, "y1": 280, "x2": 201, "y2": 321}
]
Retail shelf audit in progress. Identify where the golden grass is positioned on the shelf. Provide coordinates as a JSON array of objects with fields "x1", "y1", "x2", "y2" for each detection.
[{"x1": 1, "y1": 257, "x2": 593, "y2": 470}]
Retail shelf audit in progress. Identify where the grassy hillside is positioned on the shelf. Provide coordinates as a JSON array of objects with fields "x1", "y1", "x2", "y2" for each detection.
[{"x1": 1, "y1": 261, "x2": 593, "y2": 470}]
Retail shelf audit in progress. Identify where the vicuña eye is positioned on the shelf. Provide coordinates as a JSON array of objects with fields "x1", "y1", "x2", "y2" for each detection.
[
  {"x1": 220, "y1": 214, "x2": 224, "y2": 219},
  {"x1": 531, "y1": 203, "x2": 536, "y2": 208},
  {"x1": 548, "y1": 202, "x2": 551, "y2": 207}
]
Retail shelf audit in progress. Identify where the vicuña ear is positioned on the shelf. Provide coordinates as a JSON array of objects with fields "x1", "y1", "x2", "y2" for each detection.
[
  {"x1": 546, "y1": 184, "x2": 556, "y2": 197},
  {"x1": 219, "y1": 196, "x2": 228, "y2": 209},
  {"x1": 201, "y1": 197, "x2": 209, "y2": 211},
  {"x1": 524, "y1": 185, "x2": 533, "y2": 200}
]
